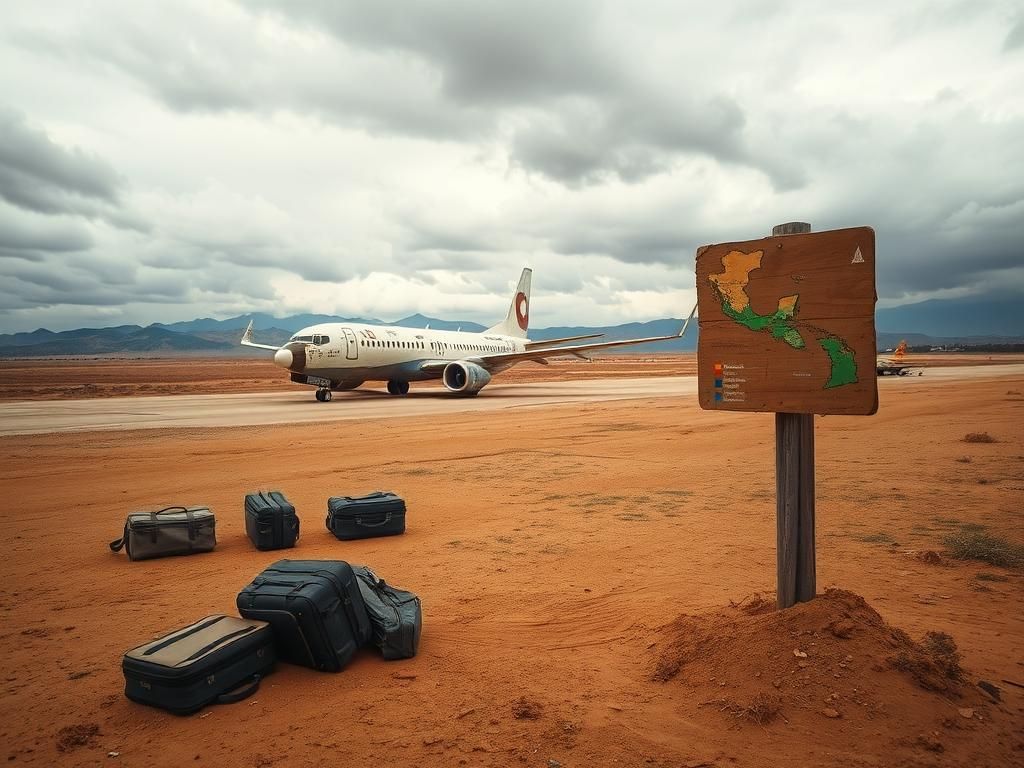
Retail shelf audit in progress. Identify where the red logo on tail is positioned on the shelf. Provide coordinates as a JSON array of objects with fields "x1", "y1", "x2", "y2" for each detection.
[{"x1": 515, "y1": 291, "x2": 529, "y2": 330}]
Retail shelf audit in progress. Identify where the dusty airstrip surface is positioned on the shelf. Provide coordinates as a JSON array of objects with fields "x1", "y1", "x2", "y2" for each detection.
[{"x1": 1, "y1": 355, "x2": 1022, "y2": 766}]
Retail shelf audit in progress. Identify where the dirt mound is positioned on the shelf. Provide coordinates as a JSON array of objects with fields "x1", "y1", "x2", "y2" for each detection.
[{"x1": 651, "y1": 589, "x2": 1019, "y2": 763}]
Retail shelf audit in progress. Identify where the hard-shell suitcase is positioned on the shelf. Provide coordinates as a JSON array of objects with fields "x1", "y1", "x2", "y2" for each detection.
[
  {"x1": 122, "y1": 615, "x2": 274, "y2": 715},
  {"x1": 353, "y1": 566, "x2": 422, "y2": 660},
  {"x1": 244, "y1": 491, "x2": 300, "y2": 551},
  {"x1": 326, "y1": 492, "x2": 406, "y2": 540},
  {"x1": 109, "y1": 506, "x2": 216, "y2": 561},
  {"x1": 236, "y1": 560, "x2": 372, "y2": 672}
]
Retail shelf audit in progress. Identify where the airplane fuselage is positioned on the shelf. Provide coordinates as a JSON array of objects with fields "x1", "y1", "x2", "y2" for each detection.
[{"x1": 274, "y1": 322, "x2": 527, "y2": 390}]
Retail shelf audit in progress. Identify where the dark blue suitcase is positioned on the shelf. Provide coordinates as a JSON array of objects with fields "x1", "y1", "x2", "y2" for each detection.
[
  {"x1": 244, "y1": 491, "x2": 299, "y2": 551},
  {"x1": 326, "y1": 492, "x2": 406, "y2": 540},
  {"x1": 236, "y1": 560, "x2": 371, "y2": 672}
]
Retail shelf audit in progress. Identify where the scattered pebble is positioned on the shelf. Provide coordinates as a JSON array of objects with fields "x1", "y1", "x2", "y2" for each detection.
[
  {"x1": 958, "y1": 708, "x2": 975, "y2": 719},
  {"x1": 793, "y1": 650, "x2": 808, "y2": 658},
  {"x1": 821, "y1": 708, "x2": 841, "y2": 719}
]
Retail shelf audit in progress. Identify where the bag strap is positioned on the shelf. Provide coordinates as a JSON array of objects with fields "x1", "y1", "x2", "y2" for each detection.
[
  {"x1": 215, "y1": 674, "x2": 261, "y2": 705},
  {"x1": 110, "y1": 520, "x2": 130, "y2": 554}
]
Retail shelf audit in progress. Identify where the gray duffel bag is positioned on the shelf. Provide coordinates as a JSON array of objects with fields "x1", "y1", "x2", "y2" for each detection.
[{"x1": 110, "y1": 506, "x2": 216, "y2": 561}]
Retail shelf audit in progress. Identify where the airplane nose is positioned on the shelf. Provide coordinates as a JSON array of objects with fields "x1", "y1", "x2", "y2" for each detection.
[{"x1": 273, "y1": 348, "x2": 293, "y2": 369}]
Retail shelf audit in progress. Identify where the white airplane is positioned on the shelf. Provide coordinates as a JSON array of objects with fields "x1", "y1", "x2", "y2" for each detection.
[{"x1": 241, "y1": 268, "x2": 696, "y2": 400}]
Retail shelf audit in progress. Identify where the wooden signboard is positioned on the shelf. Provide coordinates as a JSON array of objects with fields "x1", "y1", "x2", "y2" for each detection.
[{"x1": 696, "y1": 226, "x2": 878, "y2": 416}]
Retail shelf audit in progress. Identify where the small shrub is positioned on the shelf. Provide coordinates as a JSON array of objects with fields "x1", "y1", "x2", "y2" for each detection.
[
  {"x1": 963, "y1": 432, "x2": 996, "y2": 443},
  {"x1": 943, "y1": 531, "x2": 1024, "y2": 568},
  {"x1": 922, "y1": 632, "x2": 963, "y2": 681}
]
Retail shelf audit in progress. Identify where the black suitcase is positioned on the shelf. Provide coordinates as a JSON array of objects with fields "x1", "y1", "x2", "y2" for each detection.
[
  {"x1": 326, "y1": 492, "x2": 406, "y2": 540},
  {"x1": 353, "y1": 566, "x2": 422, "y2": 660},
  {"x1": 244, "y1": 491, "x2": 300, "y2": 551},
  {"x1": 236, "y1": 560, "x2": 372, "y2": 672},
  {"x1": 122, "y1": 615, "x2": 274, "y2": 715}
]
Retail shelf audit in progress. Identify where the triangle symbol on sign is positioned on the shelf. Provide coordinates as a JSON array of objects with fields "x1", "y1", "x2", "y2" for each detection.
[{"x1": 851, "y1": 246, "x2": 865, "y2": 264}]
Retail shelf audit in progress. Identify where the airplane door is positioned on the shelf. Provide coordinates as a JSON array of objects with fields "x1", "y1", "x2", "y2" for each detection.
[{"x1": 343, "y1": 327, "x2": 358, "y2": 360}]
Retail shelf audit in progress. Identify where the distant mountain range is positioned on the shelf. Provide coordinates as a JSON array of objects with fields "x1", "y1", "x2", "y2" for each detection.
[{"x1": 2, "y1": 295, "x2": 1021, "y2": 357}]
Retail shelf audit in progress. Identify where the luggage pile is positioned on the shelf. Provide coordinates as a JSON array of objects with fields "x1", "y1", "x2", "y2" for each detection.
[{"x1": 115, "y1": 491, "x2": 421, "y2": 715}]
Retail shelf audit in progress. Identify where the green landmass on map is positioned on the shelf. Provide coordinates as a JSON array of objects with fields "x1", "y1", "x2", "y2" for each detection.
[
  {"x1": 720, "y1": 302, "x2": 806, "y2": 350},
  {"x1": 709, "y1": 249, "x2": 858, "y2": 389},
  {"x1": 818, "y1": 337, "x2": 858, "y2": 388}
]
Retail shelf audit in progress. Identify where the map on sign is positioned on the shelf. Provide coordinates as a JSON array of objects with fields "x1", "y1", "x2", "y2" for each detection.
[
  {"x1": 696, "y1": 227, "x2": 878, "y2": 416},
  {"x1": 709, "y1": 250, "x2": 858, "y2": 389}
]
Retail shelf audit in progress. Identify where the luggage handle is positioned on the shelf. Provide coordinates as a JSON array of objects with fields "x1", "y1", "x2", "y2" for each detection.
[
  {"x1": 149, "y1": 506, "x2": 196, "y2": 543},
  {"x1": 339, "y1": 491, "x2": 389, "y2": 501},
  {"x1": 215, "y1": 674, "x2": 261, "y2": 705},
  {"x1": 355, "y1": 513, "x2": 391, "y2": 527},
  {"x1": 152, "y1": 506, "x2": 191, "y2": 515}
]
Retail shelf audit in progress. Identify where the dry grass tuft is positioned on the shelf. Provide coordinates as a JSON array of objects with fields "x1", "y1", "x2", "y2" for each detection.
[
  {"x1": 963, "y1": 432, "x2": 997, "y2": 443},
  {"x1": 943, "y1": 530, "x2": 1024, "y2": 568},
  {"x1": 706, "y1": 692, "x2": 782, "y2": 725}
]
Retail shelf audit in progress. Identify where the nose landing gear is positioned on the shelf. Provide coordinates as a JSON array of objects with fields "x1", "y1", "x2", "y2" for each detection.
[
  {"x1": 315, "y1": 388, "x2": 332, "y2": 402},
  {"x1": 386, "y1": 380, "x2": 410, "y2": 396}
]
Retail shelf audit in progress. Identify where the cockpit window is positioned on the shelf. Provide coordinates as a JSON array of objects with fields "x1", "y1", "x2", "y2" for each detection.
[{"x1": 291, "y1": 335, "x2": 313, "y2": 342}]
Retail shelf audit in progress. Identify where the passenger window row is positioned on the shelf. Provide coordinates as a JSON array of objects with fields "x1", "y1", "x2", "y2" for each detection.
[
  {"x1": 360, "y1": 339, "x2": 426, "y2": 350},
  {"x1": 347, "y1": 337, "x2": 513, "y2": 354}
]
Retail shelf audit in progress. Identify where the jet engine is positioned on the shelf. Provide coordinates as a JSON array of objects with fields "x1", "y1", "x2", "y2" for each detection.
[{"x1": 442, "y1": 361, "x2": 491, "y2": 395}]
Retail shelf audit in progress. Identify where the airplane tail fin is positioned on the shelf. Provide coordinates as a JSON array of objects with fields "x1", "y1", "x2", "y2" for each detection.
[
  {"x1": 485, "y1": 267, "x2": 532, "y2": 338},
  {"x1": 894, "y1": 340, "x2": 907, "y2": 360}
]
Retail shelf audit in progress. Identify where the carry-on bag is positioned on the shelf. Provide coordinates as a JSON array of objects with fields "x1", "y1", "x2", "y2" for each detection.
[
  {"x1": 109, "y1": 506, "x2": 216, "y2": 561},
  {"x1": 352, "y1": 566, "x2": 422, "y2": 660},
  {"x1": 236, "y1": 560, "x2": 372, "y2": 672},
  {"x1": 244, "y1": 491, "x2": 300, "y2": 551},
  {"x1": 122, "y1": 614, "x2": 274, "y2": 715},
  {"x1": 326, "y1": 492, "x2": 406, "y2": 540}
]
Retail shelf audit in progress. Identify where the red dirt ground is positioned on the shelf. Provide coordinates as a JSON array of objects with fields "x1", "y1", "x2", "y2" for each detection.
[{"x1": 1, "y1": 367, "x2": 1022, "y2": 767}]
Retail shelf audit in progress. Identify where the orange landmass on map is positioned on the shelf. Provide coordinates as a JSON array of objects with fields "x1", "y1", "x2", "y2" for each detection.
[{"x1": 708, "y1": 249, "x2": 764, "y2": 313}]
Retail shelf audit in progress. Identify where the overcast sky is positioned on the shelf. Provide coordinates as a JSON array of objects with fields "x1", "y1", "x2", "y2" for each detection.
[{"x1": 1, "y1": 1, "x2": 1022, "y2": 333}]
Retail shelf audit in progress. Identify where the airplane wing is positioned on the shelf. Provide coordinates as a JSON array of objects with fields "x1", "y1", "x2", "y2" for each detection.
[
  {"x1": 524, "y1": 333, "x2": 603, "y2": 350},
  {"x1": 420, "y1": 304, "x2": 696, "y2": 373},
  {"x1": 240, "y1": 320, "x2": 280, "y2": 351}
]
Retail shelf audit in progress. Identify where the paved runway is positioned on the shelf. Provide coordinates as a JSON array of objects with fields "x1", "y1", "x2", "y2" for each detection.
[
  {"x1": 3, "y1": 364, "x2": 1022, "y2": 437},
  {"x1": 0, "y1": 376, "x2": 698, "y2": 436}
]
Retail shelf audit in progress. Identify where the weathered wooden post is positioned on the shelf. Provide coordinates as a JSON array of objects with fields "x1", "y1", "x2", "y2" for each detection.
[
  {"x1": 695, "y1": 224, "x2": 878, "y2": 610},
  {"x1": 772, "y1": 221, "x2": 814, "y2": 609}
]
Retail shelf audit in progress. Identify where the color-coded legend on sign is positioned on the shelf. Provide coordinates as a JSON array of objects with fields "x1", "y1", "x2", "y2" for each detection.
[{"x1": 711, "y1": 362, "x2": 747, "y2": 404}]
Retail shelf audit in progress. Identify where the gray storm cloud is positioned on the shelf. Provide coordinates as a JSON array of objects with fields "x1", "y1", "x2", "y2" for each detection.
[{"x1": 0, "y1": 0, "x2": 1022, "y2": 332}]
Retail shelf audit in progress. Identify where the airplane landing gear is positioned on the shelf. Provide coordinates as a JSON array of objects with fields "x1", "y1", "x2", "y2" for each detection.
[
  {"x1": 386, "y1": 380, "x2": 410, "y2": 396},
  {"x1": 315, "y1": 388, "x2": 332, "y2": 402}
]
